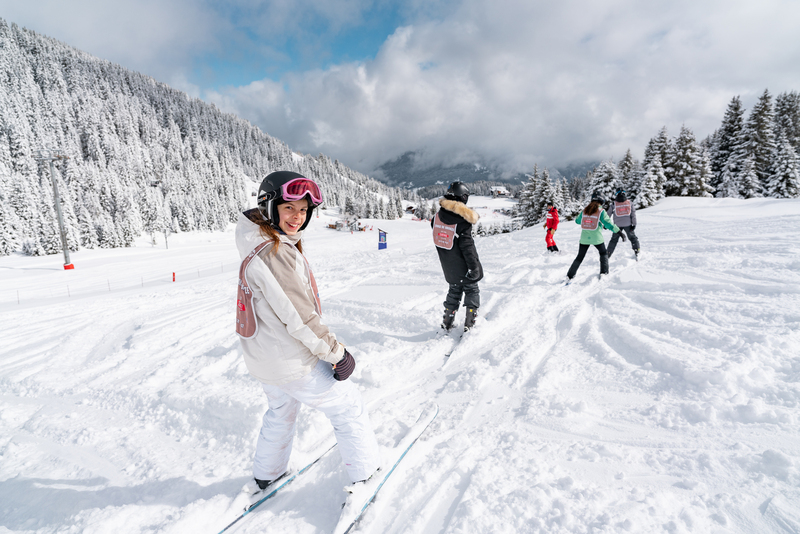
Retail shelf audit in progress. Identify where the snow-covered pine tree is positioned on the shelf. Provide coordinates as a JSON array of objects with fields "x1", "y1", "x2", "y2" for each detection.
[
  {"x1": 644, "y1": 127, "x2": 676, "y2": 195},
  {"x1": 617, "y1": 149, "x2": 637, "y2": 193},
  {"x1": 740, "y1": 89, "x2": 777, "y2": 192},
  {"x1": 627, "y1": 161, "x2": 645, "y2": 202},
  {"x1": 738, "y1": 154, "x2": 761, "y2": 199},
  {"x1": 537, "y1": 169, "x2": 555, "y2": 222},
  {"x1": 516, "y1": 166, "x2": 540, "y2": 227},
  {"x1": 556, "y1": 177, "x2": 581, "y2": 219},
  {"x1": 587, "y1": 160, "x2": 619, "y2": 203},
  {"x1": 0, "y1": 195, "x2": 20, "y2": 255},
  {"x1": 414, "y1": 201, "x2": 428, "y2": 220},
  {"x1": 773, "y1": 91, "x2": 800, "y2": 153},
  {"x1": 672, "y1": 126, "x2": 704, "y2": 196},
  {"x1": 691, "y1": 149, "x2": 715, "y2": 197},
  {"x1": 710, "y1": 96, "x2": 745, "y2": 191},
  {"x1": 343, "y1": 196, "x2": 356, "y2": 217},
  {"x1": 766, "y1": 133, "x2": 799, "y2": 198},
  {"x1": 386, "y1": 198, "x2": 398, "y2": 220},
  {"x1": 717, "y1": 159, "x2": 741, "y2": 199},
  {"x1": 566, "y1": 170, "x2": 589, "y2": 202},
  {"x1": 636, "y1": 154, "x2": 665, "y2": 208}
]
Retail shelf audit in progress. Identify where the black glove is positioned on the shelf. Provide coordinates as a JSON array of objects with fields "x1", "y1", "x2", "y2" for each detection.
[
  {"x1": 465, "y1": 267, "x2": 483, "y2": 282},
  {"x1": 333, "y1": 350, "x2": 356, "y2": 381},
  {"x1": 618, "y1": 231, "x2": 627, "y2": 242},
  {"x1": 630, "y1": 225, "x2": 636, "y2": 230}
]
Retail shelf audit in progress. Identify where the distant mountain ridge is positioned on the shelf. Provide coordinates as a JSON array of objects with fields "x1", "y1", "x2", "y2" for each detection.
[
  {"x1": 554, "y1": 161, "x2": 601, "y2": 181},
  {"x1": 374, "y1": 151, "x2": 527, "y2": 188},
  {"x1": 374, "y1": 151, "x2": 600, "y2": 189}
]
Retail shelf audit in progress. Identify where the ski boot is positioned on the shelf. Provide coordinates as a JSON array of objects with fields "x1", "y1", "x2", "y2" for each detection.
[
  {"x1": 464, "y1": 307, "x2": 478, "y2": 332},
  {"x1": 254, "y1": 472, "x2": 287, "y2": 492},
  {"x1": 441, "y1": 308, "x2": 456, "y2": 331}
]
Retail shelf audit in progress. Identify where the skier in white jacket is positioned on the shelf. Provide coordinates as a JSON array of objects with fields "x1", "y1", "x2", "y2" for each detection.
[{"x1": 235, "y1": 171, "x2": 380, "y2": 491}]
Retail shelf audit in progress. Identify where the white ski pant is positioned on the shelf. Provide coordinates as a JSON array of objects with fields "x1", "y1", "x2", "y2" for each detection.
[{"x1": 254, "y1": 360, "x2": 381, "y2": 483}]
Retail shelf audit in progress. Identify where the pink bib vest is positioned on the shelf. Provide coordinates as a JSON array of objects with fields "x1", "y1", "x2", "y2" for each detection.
[
  {"x1": 581, "y1": 214, "x2": 600, "y2": 230},
  {"x1": 614, "y1": 200, "x2": 631, "y2": 217},
  {"x1": 432, "y1": 213, "x2": 457, "y2": 250},
  {"x1": 236, "y1": 241, "x2": 321, "y2": 339}
]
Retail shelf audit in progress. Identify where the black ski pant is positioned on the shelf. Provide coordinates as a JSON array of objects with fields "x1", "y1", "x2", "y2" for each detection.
[
  {"x1": 567, "y1": 243, "x2": 608, "y2": 279},
  {"x1": 444, "y1": 282, "x2": 480, "y2": 311},
  {"x1": 607, "y1": 226, "x2": 640, "y2": 258}
]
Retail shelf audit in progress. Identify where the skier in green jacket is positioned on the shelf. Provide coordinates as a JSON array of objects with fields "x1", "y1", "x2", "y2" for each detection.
[{"x1": 566, "y1": 193, "x2": 625, "y2": 282}]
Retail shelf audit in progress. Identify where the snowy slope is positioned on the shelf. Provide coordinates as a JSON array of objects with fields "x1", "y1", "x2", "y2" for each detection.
[{"x1": 1, "y1": 196, "x2": 799, "y2": 534}]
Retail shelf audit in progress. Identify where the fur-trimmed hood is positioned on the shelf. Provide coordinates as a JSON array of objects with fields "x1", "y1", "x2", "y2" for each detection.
[{"x1": 439, "y1": 199, "x2": 479, "y2": 224}]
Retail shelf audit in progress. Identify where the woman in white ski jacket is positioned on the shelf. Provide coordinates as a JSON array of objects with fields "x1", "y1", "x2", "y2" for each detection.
[{"x1": 235, "y1": 171, "x2": 380, "y2": 490}]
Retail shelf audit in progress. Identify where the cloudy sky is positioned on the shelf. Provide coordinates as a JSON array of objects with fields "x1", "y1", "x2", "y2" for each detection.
[{"x1": 2, "y1": 0, "x2": 799, "y2": 176}]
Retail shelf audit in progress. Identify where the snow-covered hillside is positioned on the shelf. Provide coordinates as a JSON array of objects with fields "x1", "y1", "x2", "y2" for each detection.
[{"x1": 1, "y1": 196, "x2": 799, "y2": 534}]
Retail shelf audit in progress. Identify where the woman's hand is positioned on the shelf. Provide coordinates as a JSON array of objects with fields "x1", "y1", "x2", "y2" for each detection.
[{"x1": 333, "y1": 350, "x2": 356, "y2": 381}]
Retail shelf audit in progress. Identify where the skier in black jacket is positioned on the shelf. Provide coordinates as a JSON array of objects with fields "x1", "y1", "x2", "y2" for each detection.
[{"x1": 432, "y1": 181, "x2": 483, "y2": 332}]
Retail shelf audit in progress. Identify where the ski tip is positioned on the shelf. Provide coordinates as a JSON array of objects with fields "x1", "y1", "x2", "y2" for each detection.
[{"x1": 417, "y1": 403, "x2": 440, "y2": 425}]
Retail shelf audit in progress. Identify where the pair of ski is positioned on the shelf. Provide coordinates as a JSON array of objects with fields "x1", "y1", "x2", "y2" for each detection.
[
  {"x1": 563, "y1": 275, "x2": 602, "y2": 286},
  {"x1": 439, "y1": 323, "x2": 471, "y2": 360},
  {"x1": 217, "y1": 403, "x2": 439, "y2": 534},
  {"x1": 563, "y1": 252, "x2": 642, "y2": 287},
  {"x1": 444, "y1": 331, "x2": 463, "y2": 358}
]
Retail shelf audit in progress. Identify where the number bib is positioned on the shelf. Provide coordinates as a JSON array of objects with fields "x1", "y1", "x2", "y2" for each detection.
[
  {"x1": 432, "y1": 213, "x2": 457, "y2": 250},
  {"x1": 615, "y1": 200, "x2": 631, "y2": 217},
  {"x1": 581, "y1": 214, "x2": 599, "y2": 230},
  {"x1": 236, "y1": 241, "x2": 271, "y2": 338},
  {"x1": 236, "y1": 241, "x2": 322, "y2": 339}
]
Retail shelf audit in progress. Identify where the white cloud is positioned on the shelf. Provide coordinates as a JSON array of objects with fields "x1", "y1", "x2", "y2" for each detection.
[
  {"x1": 4, "y1": 0, "x2": 800, "y2": 175},
  {"x1": 207, "y1": 0, "x2": 800, "y2": 174},
  {"x1": 0, "y1": 0, "x2": 220, "y2": 83}
]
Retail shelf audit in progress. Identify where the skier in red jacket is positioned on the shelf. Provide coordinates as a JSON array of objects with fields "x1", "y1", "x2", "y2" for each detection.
[{"x1": 543, "y1": 203, "x2": 559, "y2": 252}]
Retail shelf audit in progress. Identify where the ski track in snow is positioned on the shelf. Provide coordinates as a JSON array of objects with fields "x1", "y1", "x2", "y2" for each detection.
[{"x1": 1, "y1": 197, "x2": 800, "y2": 533}]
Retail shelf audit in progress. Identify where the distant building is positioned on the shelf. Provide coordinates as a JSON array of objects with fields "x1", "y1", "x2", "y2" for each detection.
[{"x1": 491, "y1": 186, "x2": 510, "y2": 197}]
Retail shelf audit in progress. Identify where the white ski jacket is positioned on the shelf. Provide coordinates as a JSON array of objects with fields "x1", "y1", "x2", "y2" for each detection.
[{"x1": 235, "y1": 212, "x2": 345, "y2": 386}]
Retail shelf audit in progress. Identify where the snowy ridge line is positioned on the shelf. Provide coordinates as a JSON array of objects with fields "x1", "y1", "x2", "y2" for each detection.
[{"x1": 0, "y1": 261, "x2": 240, "y2": 306}]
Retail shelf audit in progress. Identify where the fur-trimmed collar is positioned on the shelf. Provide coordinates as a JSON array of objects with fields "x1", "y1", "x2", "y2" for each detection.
[{"x1": 439, "y1": 199, "x2": 480, "y2": 224}]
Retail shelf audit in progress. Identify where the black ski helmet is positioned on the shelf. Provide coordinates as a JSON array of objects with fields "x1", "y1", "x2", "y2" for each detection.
[
  {"x1": 590, "y1": 191, "x2": 605, "y2": 205},
  {"x1": 256, "y1": 171, "x2": 323, "y2": 231},
  {"x1": 445, "y1": 181, "x2": 470, "y2": 204},
  {"x1": 615, "y1": 189, "x2": 627, "y2": 202}
]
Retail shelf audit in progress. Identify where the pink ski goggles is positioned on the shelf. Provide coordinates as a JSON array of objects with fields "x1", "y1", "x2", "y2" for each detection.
[{"x1": 283, "y1": 177, "x2": 323, "y2": 205}]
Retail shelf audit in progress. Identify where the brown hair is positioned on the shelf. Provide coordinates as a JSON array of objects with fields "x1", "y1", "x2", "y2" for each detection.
[
  {"x1": 246, "y1": 208, "x2": 304, "y2": 254},
  {"x1": 583, "y1": 201, "x2": 601, "y2": 216}
]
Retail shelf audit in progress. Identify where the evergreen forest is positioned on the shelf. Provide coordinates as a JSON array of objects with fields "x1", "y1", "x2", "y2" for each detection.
[
  {"x1": 0, "y1": 19, "x2": 414, "y2": 257},
  {"x1": 2, "y1": 17, "x2": 798, "y2": 252},
  {"x1": 514, "y1": 90, "x2": 799, "y2": 228}
]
